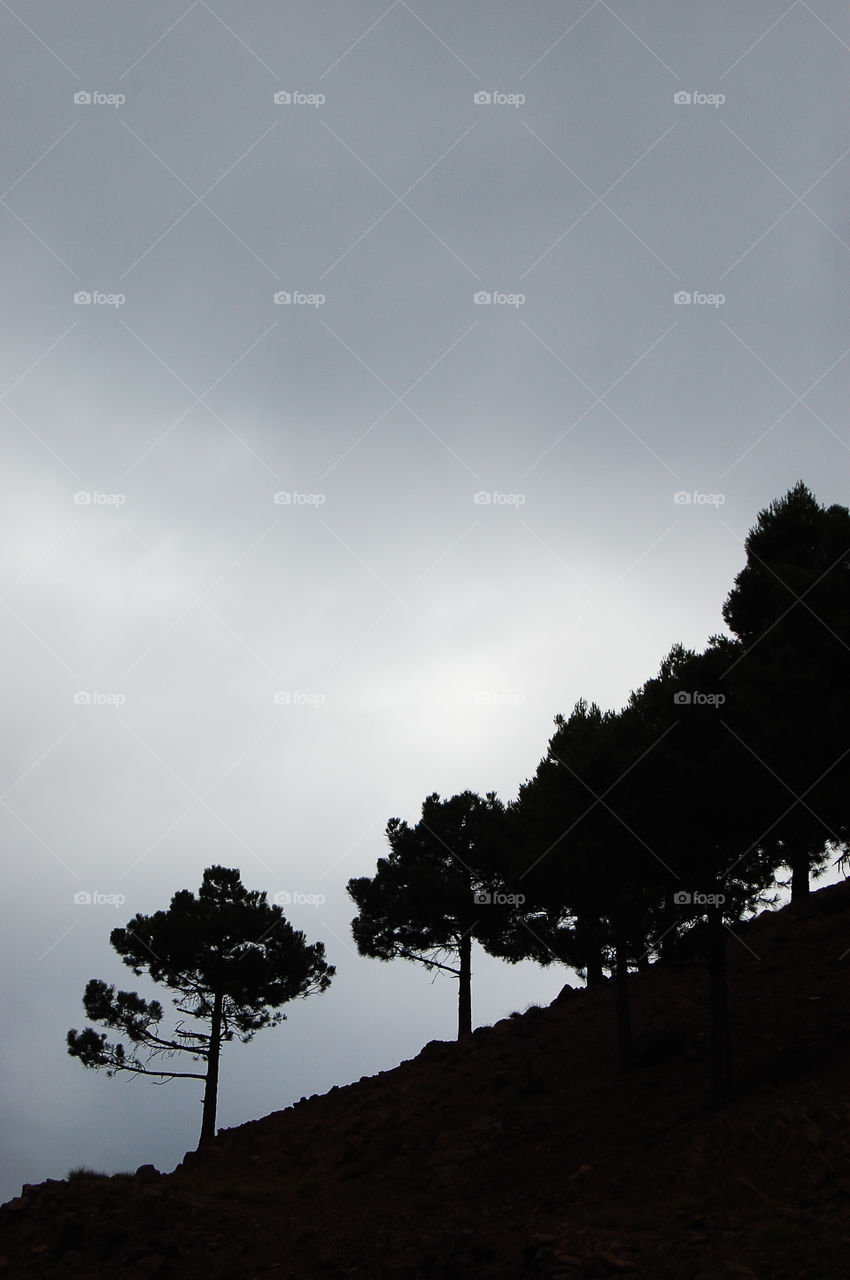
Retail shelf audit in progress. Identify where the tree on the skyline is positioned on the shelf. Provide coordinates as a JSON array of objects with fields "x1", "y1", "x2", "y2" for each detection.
[
  {"x1": 627, "y1": 639, "x2": 780, "y2": 1093},
  {"x1": 722, "y1": 481, "x2": 850, "y2": 901},
  {"x1": 348, "y1": 790, "x2": 524, "y2": 1039},
  {"x1": 512, "y1": 700, "x2": 611, "y2": 990},
  {"x1": 512, "y1": 697, "x2": 673, "y2": 1069},
  {"x1": 67, "y1": 866, "x2": 334, "y2": 1145}
]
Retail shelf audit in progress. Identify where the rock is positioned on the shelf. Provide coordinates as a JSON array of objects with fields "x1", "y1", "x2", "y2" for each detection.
[{"x1": 417, "y1": 1039, "x2": 454, "y2": 1062}]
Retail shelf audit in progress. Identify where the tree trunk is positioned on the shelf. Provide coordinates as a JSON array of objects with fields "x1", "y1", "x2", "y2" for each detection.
[
  {"x1": 581, "y1": 916, "x2": 605, "y2": 988},
  {"x1": 199, "y1": 989, "x2": 223, "y2": 1145},
  {"x1": 457, "y1": 933, "x2": 472, "y2": 1039},
  {"x1": 707, "y1": 904, "x2": 732, "y2": 1097},
  {"x1": 660, "y1": 919, "x2": 679, "y2": 967},
  {"x1": 615, "y1": 930, "x2": 631, "y2": 1072},
  {"x1": 790, "y1": 848, "x2": 810, "y2": 904}
]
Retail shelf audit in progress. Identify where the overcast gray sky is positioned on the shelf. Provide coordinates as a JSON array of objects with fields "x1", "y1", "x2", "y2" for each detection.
[{"x1": 1, "y1": 0, "x2": 848, "y2": 1202}]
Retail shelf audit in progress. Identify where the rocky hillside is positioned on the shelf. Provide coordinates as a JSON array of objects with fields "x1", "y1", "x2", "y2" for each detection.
[{"x1": 3, "y1": 881, "x2": 850, "y2": 1279}]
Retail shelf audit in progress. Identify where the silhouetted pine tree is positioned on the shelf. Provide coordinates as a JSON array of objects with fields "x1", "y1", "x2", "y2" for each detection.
[
  {"x1": 348, "y1": 791, "x2": 524, "y2": 1039},
  {"x1": 722, "y1": 481, "x2": 850, "y2": 901},
  {"x1": 628, "y1": 641, "x2": 780, "y2": 1094},
  {"x1": 67, "y1": 866, "x2": 334, "y2": 1145},
  {"x1": 511, "y1": 699, "x2": 671, "y2": 1070}
]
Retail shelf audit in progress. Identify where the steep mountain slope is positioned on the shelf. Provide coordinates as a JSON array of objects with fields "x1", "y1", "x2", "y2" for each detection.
[{"x1": 3, "y1": 880, "x2": 850, "y2": 1279}]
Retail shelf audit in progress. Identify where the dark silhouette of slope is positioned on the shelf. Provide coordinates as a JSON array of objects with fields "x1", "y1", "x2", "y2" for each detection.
[{"x1": 3, "y1": 880, "x2": 850, "y2": 1279}]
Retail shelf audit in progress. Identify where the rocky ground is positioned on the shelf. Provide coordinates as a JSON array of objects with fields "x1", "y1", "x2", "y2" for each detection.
[{"x1": 3, "y1": 880, "x2": 850, "y2": 1279}]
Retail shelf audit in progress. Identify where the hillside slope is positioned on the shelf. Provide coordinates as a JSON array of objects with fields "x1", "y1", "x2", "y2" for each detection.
[{"x1": 3, "y1": 881, "x2": 850, "y2": 1279}]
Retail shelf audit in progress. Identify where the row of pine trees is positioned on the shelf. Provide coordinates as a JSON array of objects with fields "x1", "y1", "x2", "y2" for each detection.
[
  {"x1": 68, "y1": 482, "x2": 849, "y2": 1144},
  {"x1": 347, "y1": 482, "x2": 850, "y2": 1094}
]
